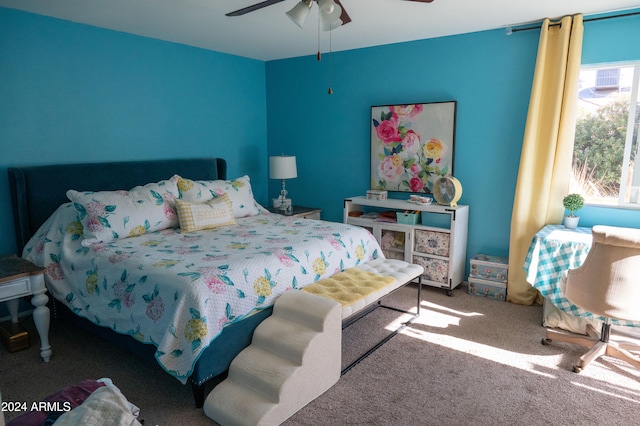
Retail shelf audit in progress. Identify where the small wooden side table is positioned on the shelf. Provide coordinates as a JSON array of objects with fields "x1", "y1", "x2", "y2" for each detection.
[{"x1": 0, "y1": 255, "x2": 51, "y2": 361}]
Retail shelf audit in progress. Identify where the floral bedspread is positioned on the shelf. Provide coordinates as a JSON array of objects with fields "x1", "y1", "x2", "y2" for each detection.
[{"x1": 23, "y1": 204, "x2": 382, "y2": 383}]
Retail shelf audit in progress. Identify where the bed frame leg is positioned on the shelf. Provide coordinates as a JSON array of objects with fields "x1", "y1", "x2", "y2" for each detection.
[
  {"x1": 191, "y1": 373, "x2": 228, "y2": 408},
  {"x1": 192, "y1": 382, "x2": 205, "y2": 408}
]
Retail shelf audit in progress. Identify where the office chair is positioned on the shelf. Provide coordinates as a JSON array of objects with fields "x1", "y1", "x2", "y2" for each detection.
[{"x1": 541, "y1": 225, "x2": 640, "y2": 373}]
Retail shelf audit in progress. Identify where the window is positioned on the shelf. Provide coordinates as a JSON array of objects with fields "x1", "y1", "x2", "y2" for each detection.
[{"x1": 571, "y1": 62, "x2": 640, "y2": 207}]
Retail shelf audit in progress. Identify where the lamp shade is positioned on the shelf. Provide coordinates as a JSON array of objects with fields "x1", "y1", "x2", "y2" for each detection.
[
  {"x1": 319, "y1": 0, "x2": 343, "y2": 30},
  {"x1": 318, "y1": 0, "x2": 336, "y2": 13},
  {"x1": 286, "y1": 0, "x2": 312, "y2": 28},
  {"x1": 269, "y1": 156, "x2": 298, "y2": 180}
]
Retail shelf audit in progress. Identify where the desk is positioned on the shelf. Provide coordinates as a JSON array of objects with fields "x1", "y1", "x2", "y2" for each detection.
[{"x1": 524, "y1": 224, "x2": 639, "y2": 327}]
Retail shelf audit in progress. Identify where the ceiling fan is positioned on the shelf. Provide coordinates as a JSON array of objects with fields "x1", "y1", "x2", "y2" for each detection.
[{"x1": 226, "y1": 0, "x2": 434, "y2": 30}]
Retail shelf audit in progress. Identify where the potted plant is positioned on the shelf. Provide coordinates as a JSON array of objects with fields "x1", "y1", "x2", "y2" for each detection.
[{"x1": 562, "y1": 193, "x2": 584, "y2": 229}]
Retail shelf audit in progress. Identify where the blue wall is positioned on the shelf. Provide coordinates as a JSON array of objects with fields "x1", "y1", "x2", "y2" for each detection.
[
  {"x1": 2, "y1": 6, "x2": 640, "y2": 265},
  {"x1": 266, "y1": 29, "x2": 538, "y2": 260},
  {"x1": 0, "y1": 8, "x2": 268, "y2": 255},
  {"x1": 266, "y1": 10, "x2": 640, "y2": 262}
]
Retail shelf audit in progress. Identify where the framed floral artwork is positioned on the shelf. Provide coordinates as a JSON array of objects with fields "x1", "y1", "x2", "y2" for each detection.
[{"x1": 370, "y1": 101, "x2": 457, "y2": 193}]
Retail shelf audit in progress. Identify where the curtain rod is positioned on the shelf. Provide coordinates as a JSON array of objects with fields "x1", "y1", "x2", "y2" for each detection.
[{"x1": 507, "y1": 10, "x2": 640, "y2": 34}]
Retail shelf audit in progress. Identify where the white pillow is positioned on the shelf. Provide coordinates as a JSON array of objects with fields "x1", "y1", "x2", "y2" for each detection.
[
  {"x1": 176, "y1": 194, "x2": 236, "y2": 232},
  {"x1": 67, "y1": 176, "x2": 180, "y2": 246},
  {"x1": 177, "y1": 175, "x2": 260, "y2": 218}
]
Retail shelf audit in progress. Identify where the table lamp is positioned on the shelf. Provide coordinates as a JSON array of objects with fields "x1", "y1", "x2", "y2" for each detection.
[{"x1": 269, "y1": 155, "x2": 298, "y2": 213}]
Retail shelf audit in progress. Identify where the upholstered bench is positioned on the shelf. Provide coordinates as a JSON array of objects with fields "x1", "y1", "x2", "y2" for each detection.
[
  {"x1": 204, "y1": 258, "x2": 424, "y2": 426},
  {"x1": 302, "y1": 257, "x2": 424, "y2": 373}
]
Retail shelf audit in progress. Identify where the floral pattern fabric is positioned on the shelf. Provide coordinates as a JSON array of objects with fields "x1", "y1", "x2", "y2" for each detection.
[
  {"x1": 23, "y1": 204, "x2": 381, "y2": 384},
  {"x1": 412, "y1": 256, "x2": 449, "y2": 284},
  {"x1": 176, "y1": 175, "x2": 261, "y2": 218},
  {"x1": 370, "y1": 103, "x2": 456, "y2": 193},
  {"x1": 414, "y1": 230, "x2": 450, "y2": 256},
  {"x1": 66, "y1": 176, "x2": 181, "y2": 247}
]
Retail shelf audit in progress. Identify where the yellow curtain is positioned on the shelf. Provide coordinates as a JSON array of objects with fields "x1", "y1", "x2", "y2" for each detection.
[{"x1": 508, "y1": 15, "x2": 584, "y2": 305}]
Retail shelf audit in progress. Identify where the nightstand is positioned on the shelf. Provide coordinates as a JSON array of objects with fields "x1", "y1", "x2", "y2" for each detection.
[
  {"x1": 0, "y1": 255, "x2": 51, "y2": 361},
  {"x1": 267, "y1": 206, "x2": 322, "y2": 220}
]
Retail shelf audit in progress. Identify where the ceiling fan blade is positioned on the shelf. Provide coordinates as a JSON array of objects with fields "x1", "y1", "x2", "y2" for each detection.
[
  {"x1": 226, "y1": 0, "x2": 288, "y2": 17},
  {"x1": 333, "y1": 0, "x2": 352, "y2": 26},
  {"x1": 405, "y1": 0, "x2": 434, "y2": 3}
]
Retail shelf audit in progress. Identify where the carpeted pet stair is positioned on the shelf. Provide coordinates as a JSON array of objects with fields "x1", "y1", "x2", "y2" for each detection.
[{"x1": 203, "y1": 290, "x2": 342, "y2": 426}]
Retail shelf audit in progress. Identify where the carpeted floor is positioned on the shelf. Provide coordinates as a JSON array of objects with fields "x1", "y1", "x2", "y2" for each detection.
[{"x1": 2, "y1": 283, "x2": 639, "y2": 425}]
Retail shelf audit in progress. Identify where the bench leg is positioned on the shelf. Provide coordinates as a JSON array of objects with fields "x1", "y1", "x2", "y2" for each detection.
[
  {"x1": 341, "y1": 276, "x2": 422, "y2": 375},
  {"x1": 378, "y1": 275, "x2": 421, "y2": 324}
]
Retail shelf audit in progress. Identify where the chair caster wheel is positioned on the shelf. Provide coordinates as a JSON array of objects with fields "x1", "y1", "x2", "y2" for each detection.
[
  {"x1": 446, "y1": 290, "x2": 453, "y2": 297},
  {"x1": 541, "y1": 338, "x2": 550, "y2": 345},
  {"x1": 572, "y1": 365, "x2": 583, "y2": 373}
]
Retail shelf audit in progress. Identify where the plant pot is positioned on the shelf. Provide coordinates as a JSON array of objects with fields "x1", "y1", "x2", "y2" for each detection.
[{"x1": 564, "y1": 216, "x2": 580, "y2": 230}]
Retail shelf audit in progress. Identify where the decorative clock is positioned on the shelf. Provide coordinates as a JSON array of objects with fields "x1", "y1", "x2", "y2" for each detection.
[{"x1": 433, "y1": 176, "x2": 463, "y2": 207}]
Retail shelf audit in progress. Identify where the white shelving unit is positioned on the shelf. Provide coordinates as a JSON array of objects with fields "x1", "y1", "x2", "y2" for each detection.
[{"x1": 344, "y1": 196, "x2": 469, "y2": 296}]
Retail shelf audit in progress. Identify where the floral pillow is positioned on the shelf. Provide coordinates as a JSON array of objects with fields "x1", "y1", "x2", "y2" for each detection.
[
  {"x1": 22, "y1": 202, "x2": 83, "y2": 263},
  {"x1": 176, "y1": 175, "x2": 260, "y2": 218},
  {"x1": 175, "y1": 194, "x2": 236, "y2": 232},
  {"x1": 66, "y1": 176, "x2": 180, "y2": 246}
]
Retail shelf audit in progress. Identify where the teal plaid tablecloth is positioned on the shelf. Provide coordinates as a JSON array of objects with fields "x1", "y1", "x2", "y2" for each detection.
[{"x1": 523, "y1": 224, "x2": 639, "y2": 327}]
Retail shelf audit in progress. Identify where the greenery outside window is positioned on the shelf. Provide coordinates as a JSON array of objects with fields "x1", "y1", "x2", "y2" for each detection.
[{"x1": 571, "y1": 62, "x2": 640, "y2": 207}]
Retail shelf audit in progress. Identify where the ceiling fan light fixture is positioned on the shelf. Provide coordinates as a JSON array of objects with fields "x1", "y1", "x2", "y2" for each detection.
[
  {"x1": 319, "y1": 0, "x2": 342, "y2": 31},
  {"x1": 321, "y1": 16, "x2": 343, "y2": 31},
  {"x1": 318, "y1": 0, "x2": 335, "y2": 13},
  {"x1": 286, "y1": 0, "x2": 313, "y2": 28}
]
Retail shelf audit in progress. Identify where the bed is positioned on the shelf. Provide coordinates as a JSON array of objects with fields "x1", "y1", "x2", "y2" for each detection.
[{"x1": 7, "y1": 158, "x2": 382, "y2": 407}]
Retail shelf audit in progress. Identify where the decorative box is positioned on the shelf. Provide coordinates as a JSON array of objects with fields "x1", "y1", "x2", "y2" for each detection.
[
  {"x1": 412, "y1": 256, "x2": 449, "y2": 284},
  {"x1": 0, "y1": 322, "x2": 30, "y2": 352},
  {"x1": 414, "y1": 230, "x2": 450, "y2": 256},
  {"x1": 366, "y1": 190, "x2": 388, "y2": 201},
  {"x1": 396, "y1": 211, "x2": 419, "y2": 225},
  {"x1": 469, "y1": 254, "x2": 508, "y2": 283},
  {"x1": 468, "y1": 277, "x2": 507, "y2": 301}
]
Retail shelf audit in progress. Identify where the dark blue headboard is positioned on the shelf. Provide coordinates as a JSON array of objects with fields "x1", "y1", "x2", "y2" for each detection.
[{"x1": 8, "y1": 158, "x2": 227, "y2": 254}]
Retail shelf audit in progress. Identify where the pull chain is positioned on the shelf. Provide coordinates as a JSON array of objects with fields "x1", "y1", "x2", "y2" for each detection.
[
  {"x1": 317, "y1": 11, "x2": 321, "y2": 61},
  {"x1": 316, "y1": 7, "x2": 334, "y2": 94},
  {"x1": 328, "y1": 27, "x2": 333, "y2": 94}
]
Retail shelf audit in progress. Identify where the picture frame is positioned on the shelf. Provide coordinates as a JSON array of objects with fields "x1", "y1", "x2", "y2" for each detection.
[{"x1": 370, "y1": 101, "x2": 457, "y2": 194}]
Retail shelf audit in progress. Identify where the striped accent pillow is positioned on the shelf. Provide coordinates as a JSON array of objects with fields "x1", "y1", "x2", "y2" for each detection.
[{"x1": 175, "y1": 194, "x2": 236, "y2": 232}]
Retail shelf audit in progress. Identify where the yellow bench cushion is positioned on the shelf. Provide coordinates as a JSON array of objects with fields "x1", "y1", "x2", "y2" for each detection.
[{"x1": 302, "y1": 268, "x2": 395, "y2": 307}]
